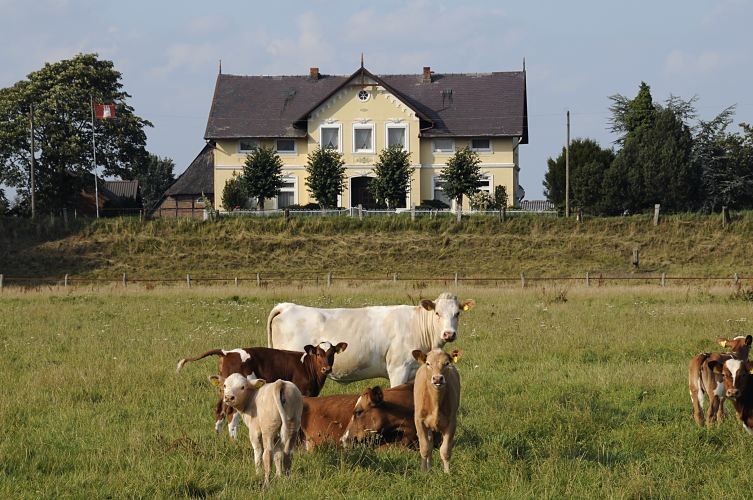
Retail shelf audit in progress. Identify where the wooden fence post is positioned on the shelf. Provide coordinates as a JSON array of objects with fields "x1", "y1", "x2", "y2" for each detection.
[
  {"x1": 0, "y1": 274, "x2": 3, "y2": 291},
  {"x1": 234, "y1": 277, "x2": 238, "y2": 287},
  {"x1": 411, "y1": 203, "x2": 415, "y2": 222},
  {"x1": 122, "y1": 273, "x2": 127, "y2": 288},
  {"x1": 454, "y1": 272, "x2": 459, "y2": 287},
  {"x1": 186, "y1": 274, "x2": 191, "y2": 288},
  {"x1": 256, "y1": 273, "x2": 261, "y2": 287},
  {"x1": 393, "y1": 273, "x2": 398, "y2": 283},
  {"x1": 576, "y1": 208, "x2": 583, "y2": 223},
  {"x1": 585, "y1": 272, "x2": 590, "y2": 287},
  {"x1": 661, "y1": 273, "x2": 666, "y2": 287},
  {"x1": 520, "y1": 272, "x2": 526, "y2": 288},
  {"x1": 284, "y1": 208, "x2": 290, "y2": 221},
  {"x1": 327, "y1": 272, "x2": 332, "y2": 287},
  {"x1": 456, "y1": 206, "x2": 462, "y2": 223},
  {"x1": 722, "y1": 206, "x2": 730, "y2": 227},
  {"x1": 653, "y1": 204, "x2": 660, "y2": 226},
  {"x1": 632, "y1": 248, "x2": 640, "y2": 270},
  {"x1": 734, "y1": 273, "x2": 740, "y2": 285},
  {"x1": 64, "y1": 274, "x2": 69, "y2": 288},
  {"x1": 358, "y1": 204, "x2": 363, "y2": 220}
]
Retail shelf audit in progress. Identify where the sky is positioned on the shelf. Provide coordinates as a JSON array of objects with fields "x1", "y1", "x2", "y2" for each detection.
[{"x1": 2, "y1": 0, "x2": 752, "y2": 200}]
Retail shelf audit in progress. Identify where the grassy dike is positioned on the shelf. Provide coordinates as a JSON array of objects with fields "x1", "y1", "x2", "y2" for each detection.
[
  {"x1": 1, "y1": 212, "x2": 753, "y2": 281},
  {"x1": 1, "y1": 286, "x2": 753, "y2": 497}
]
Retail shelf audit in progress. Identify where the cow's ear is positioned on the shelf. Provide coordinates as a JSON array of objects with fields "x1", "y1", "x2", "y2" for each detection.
[
  {"x1": 708, "y1": 361, "x2": 723, "y2": 374},
  {"x1": 208, "y1": 375, "x2": 224, "y2": 388},
  {"x1": 412, "y1": 350, "x2": 427, "y2": 363},
  {"x1": 249, "y1": 378, "x2": 266, "y2": 390},
  {"x1": 718, "y1": 338, "x2": 729, "y2": 348},
  {"x1": 335, "y1": 342, "x2": 348, "y2": 353},
  {"x1": 304, "y1": 345, "x2": 317, "y2": 355},
  {"x1": 420, "y1": 299, "x2": 435, "y2": 311},
  {"x1": 746, "y1": 335, "x2": 753, "y2": 346},
  {"x1": 461, "y1": 299, "x2": 476, "y2": 312},
  {"x1": 369, "y1": 386, "x2": 384, "y2": 406},
  {"x1": 450, "y1": 349, "x2": 464, "y2": 364}
]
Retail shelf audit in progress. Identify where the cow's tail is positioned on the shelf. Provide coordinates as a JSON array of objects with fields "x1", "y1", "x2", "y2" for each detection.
[
  {"x1": 267, "y1": 305, "x2": 284, "y2": 348},
  {"x1": 274, "y1": 381, "x2": 291, "y2": 441},
  {"x1": 176, "y1": 349, "x2": 226, "y2": 373}
]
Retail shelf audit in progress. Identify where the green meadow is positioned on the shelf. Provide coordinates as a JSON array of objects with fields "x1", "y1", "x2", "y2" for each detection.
[{"x1": 1, "y1": 285, "x2": 753, "y2": 498}]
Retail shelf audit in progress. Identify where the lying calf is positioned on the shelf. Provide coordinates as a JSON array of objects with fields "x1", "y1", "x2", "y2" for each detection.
[
  {"x1": 688, "y1": 335, "x2": 751, "y2": 426},
  {"x1": 210, "y1": 373, "x2": 303, "y2": 486},
  {"x1": 340, "y1": 384, "x2": 421, "y2": 448},
  {"x1": 707, "y1": 358, "x2": 753, "y2": 434},
  {"x1": 412, "y1": 348, "x2": 462, "y2": 473},
  {"x1": 177, "y1": 342, "x2": 346, "y2": 438}
]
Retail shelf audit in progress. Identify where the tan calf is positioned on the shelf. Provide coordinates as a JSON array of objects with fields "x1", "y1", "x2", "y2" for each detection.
[
  {"x1": 412, "y1": 348, "x2": 462, "y2": 473},
  {"x1": 688, "y1": 335, "x2": 752, "y2": 426},
  {"x1": 210, "y1": 373, "x2": 303, "y2": 486}
]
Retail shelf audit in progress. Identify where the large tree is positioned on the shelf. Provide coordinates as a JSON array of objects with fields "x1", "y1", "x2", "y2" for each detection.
[
  {"x1": 305, "y1": 147, "x2": 346, "y2": 209},
  {"x1": 241, "y1": 146, "x2": 284, "y2": 210},
  {"x1": 543, "y1": 138, "x2": 614, "y2": 212},
  {"x1": 0, "y1": 53, "x2": 152, "y2": 214},
  {"x1": 370, "y1": 145, "x2": 412, "y2": 208},
  {"x1": 440, "y1": 146, "x2": 482, "y2": 211},
  {"x1": 127, "y1": 154, "x2": 174, "y2": 209}
]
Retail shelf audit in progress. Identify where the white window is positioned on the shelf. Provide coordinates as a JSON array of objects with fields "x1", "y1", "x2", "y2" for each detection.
[
  {"x1": 477, "y1": 174, "x2": 492, "y2": 194},
  {"x1": 433, "y1": 138, "x2": 455, "y2": 153},
  {"x1": 277, "y1": 177, "x2": 296, "y2": 208},
  {"x1": 276, "y1": 139, "x2": 296, "y2": 154},
  {"x1": 357, "y1": 89, "x2": 370, "y2": 102},
  {"x1": 238, "y1": 139, "x2": 259, "y2": 153},
  {"x1": 353, "y1": 124, "x2": 374, "y2": 153},
  {"x1": 320, "y1": 125, "x2": 341, "y2": 152},
  {"x1": 433, "y1": 177, "x2": 451, "y2": 206},
  {"x1": 386, "y1": 123, "x2": 408, "y2": 151},
  {"x1": 470, "y1": 138, "x2": 492, "y2": 153}
]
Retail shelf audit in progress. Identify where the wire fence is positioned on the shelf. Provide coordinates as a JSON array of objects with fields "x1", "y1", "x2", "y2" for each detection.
[{"x1": 0, "y1": 272, "x2": 748, "y2": 290}]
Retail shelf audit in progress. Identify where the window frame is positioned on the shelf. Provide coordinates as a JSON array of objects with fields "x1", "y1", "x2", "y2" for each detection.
[
  {"x1": 238, "y1": 138, "x2": 260, "y2": 154},
  {"x1": 276, "y1": 175, "x2": 297, "y2": 209},
  {"x1": 432, "y1": 176, "x2": 451, "y2": 206},
  {"x1": 385, "y1": 122, "x2": 409, "y2": 152},
  {"x1": 470, "y1": 137, "x2": 492, "y2": 153},
  {"x1": 352, "y1": 123, "x2": 375, "y2": 154},
  {"x1": 432, "y1": 138, "x2": 455, "y2": 154},
  {"x1": 319, "y1": 123, "x2": 342, "y2": 153},
  {"x1": 275, "y1": 138, "x2": 297, "y2": 155}
]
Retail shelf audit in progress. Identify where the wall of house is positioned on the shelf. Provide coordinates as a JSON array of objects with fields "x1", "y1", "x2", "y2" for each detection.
[{"x1": 154, "y1": 195, "x2": 211, "y2": 218}]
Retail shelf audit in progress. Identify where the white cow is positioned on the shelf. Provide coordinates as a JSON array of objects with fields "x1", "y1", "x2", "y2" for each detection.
[{"x1": 267, "y1": 292, "x2": 475, "y2": 386}]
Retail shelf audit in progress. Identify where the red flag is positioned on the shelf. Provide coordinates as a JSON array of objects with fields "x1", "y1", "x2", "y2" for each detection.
[{"x1": 94, "y1": 104, "x2": 116, "y2": 119}]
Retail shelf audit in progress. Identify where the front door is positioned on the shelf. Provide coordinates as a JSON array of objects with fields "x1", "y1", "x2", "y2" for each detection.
[{"x1": 350, "y1": 176, "x2": 378, "y2": 209}]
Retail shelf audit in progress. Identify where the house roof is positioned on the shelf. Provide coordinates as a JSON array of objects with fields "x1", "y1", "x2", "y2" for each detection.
[
  {"x1": 102, "y1": 180, "x2": 140, "y2": 200},
  {"x1": 162, "y1": 143, "x2": 215, "y2": 198},
  {"x1": 204, "y1": 67, "x2": 528, "y2": 143}
]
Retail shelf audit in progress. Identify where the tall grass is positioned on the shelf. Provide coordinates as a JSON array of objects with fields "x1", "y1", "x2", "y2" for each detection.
[{"x1": 1, "y1": 286, "x2": 753, "y2": 497}]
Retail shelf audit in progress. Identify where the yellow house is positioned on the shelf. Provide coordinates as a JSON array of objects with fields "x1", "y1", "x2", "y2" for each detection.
[{"x1": 205, "y1": 65, "x2": 528, "y2": 211}]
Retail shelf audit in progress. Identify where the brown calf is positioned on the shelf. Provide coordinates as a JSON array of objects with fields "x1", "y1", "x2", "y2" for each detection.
[
  {"x1": 707, "y1": 358, "x2": 753, "y2": 435},
  {"x1": 688, "y1": 335, "x2": 752, "y2": 426},
  {"x1": 340, "y1": 384, "x2": 427, "y2": 448},
  {"x1": 412, "y1": 348, "x2": 462, "y2": 473},
  {"x1": 177, "y1": 342, "x2": 347, "y2": 438},
  {"x1": 300, "y1": 393, "x2": 359, "y2": 449}
]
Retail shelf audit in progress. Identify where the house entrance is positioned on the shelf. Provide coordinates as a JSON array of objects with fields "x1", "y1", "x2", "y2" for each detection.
[{"x1": 350, "y1": 176, "x2": 378, "y2": 209}]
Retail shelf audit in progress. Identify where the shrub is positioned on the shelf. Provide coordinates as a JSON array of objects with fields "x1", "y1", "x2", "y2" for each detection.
[
  {"x1": 221, "y1": 172, "x2": 248, "y2": 212},
  {"x1": 305, "y1": 147, "x2": 346, "y2": 209}
]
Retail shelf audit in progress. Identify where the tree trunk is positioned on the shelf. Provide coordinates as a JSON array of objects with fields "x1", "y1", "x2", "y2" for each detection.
[{"x1": 258, "y1": 197, "x2": 265, "y2": 211}]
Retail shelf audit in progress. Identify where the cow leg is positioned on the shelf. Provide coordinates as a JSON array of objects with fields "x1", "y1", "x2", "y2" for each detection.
[
  {"x1": 416, "y1": 422, "x2": 432, "y2": 472},
  {"x1": 214, "y1": 399, "x2": 225, "y2": 434},
  {"x1": 388, "y1": 363, "x2": 415, "y2": 387},
  {"x1": 228, "y1": 411, "x2": 239, "y2": 439},
  {"x1": 282, "y1": 420, "x2": 296, "y2": 475},
  {"x1": 439, "y1": 428, "x2": 455, "y2": 474},
  {"x1": 249, "y1": 426, "x2": 263, "y2": 475},
  {"x1": 262, "y1": 434, "x2": 275, "y2": 486},
  {"x1": 273, "y1": 439, "x2": 285, "y2": 478},
  {"x1": 708, "y1": 395, "x2": 721, "y2": 425},
  {"x1": 689, "y1": 383, "x2": 705, "y2": 426}
]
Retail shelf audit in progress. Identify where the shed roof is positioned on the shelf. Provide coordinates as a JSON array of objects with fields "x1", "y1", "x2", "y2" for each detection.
[
  {"x1": 102, "y1": 180, "x2": 140, "y2": 200},
  {"x1": 162, "y1": 143, "x2": 215, "y2": 198}
]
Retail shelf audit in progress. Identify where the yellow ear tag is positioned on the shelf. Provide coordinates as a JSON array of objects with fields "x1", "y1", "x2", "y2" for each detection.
[
  {"x1": 463, "y1": 304, "x2": 469, "y2": 311},
  {"x1": 452, "y1": 354, "x2": 459, "y2": 363},
  {"x1": 748, "y1": 368, "x2": 753, "y2": 375}
]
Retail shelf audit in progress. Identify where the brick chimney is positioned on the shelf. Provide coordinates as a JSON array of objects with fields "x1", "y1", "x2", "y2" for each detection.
[
  {"x1": 310, "y1": 67, "x2": 320, "y2": 80},
  {"x1": 422, "y1": 66, "x2": 432, "y2": 83}
]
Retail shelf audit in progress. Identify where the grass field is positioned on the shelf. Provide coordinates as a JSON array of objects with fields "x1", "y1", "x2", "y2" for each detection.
[
  {"x1": 2, "y1": 285, "x2": 753, "y2": 498},
  {"x1": 3, "y1": 212, "x2": 753, "y2": 280}
]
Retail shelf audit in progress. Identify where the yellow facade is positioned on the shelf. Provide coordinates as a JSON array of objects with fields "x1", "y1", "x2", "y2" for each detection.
[{"x1": 213, "y1": 82, "x2": 520, "y2": 211}]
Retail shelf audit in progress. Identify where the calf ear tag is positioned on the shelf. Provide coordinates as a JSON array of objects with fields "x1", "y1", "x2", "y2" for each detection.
[
  {"x1": 748, "y1": 367, "x2": 753, "y2": 375},
  {"x1": 463, "y1": 304, "x2": 470, "y2": 311},
  {"x1": 452, "y1": 353, "x2": 460, "y2": 363}
]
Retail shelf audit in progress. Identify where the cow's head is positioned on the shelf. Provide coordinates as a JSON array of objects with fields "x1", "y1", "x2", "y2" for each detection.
[
  {"x1": 420, "y1": 293, "x2": 475, "y2": 344},
  {"x1": 341, "y1": 386, "x2": 387, "y2": 447},
  {"x1": 412, "y1": 348, "x2": 463, "y2": 389},
  {"x1": 209, "y1": 373, "x2": 265, "y2": 410},
  {"x1": 303, "y1": 341, "x2": 348, "y2": 375},
  {"x1": 718, "y1": 335, "x2": 753, "y2": 360},
  {"x1": 710, "y1": 358, "x2": 753, "y2": 400}
]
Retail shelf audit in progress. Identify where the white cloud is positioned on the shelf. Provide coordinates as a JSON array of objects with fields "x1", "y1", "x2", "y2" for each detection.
[
  {"x1": 264, "y1": 12, "x2": 334, "y2": 71},
  {"x1": 151, "y1": 42, "x2": 217, "y2": 78},
  {"x1": 664, "y1": 49, "x2": 730, "y2": 76}
]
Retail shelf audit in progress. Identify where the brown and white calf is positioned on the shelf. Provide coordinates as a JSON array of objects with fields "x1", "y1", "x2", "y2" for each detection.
[
  {"x1": 339, "y1": 384, "x2": 428, "y2": 448},
  {"x1": 412, "y1": 348, "x2": 462, "y2": 473},
  {"x1": 707, "y1": 358, "x2": 753, "y2": 435},
  {"x1": 177, "y1": 342, "x2": 347, "y2": 438},
  {"x1": 688, "y1": 335, "x2": 752, "y2": 426},
  {"x1": 210, "y1": 373, "x2": 303, "y2": 486}
]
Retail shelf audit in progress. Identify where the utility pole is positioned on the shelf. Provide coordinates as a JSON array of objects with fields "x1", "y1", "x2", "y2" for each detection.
[
  {"x1": 90, "y1": 95, "x2": 99, "y2": 218},
  {"x1": 29, "y1": 104, "x2": 36, "y2": 219},
  {"x1": 565, "y1": 110, "x2": 570, "y2": 218}
]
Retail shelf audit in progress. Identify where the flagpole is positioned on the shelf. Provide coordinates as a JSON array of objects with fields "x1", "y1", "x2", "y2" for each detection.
[{"x1": 91, "y1": 95, "x2": 99, "y2": 218}]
